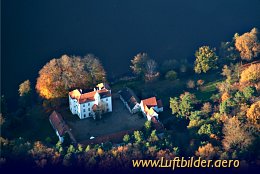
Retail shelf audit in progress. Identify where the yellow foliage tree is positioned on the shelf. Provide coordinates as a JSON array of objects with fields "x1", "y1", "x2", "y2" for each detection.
[
  {"x1": 240, "y1": 63, "x2": 260, "y2": 83},
  {"x1": 247, "y1": 101, "x2": 260, "y2": 125}
]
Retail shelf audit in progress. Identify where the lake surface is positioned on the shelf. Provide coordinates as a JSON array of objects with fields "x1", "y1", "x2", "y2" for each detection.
[{"x1": 2, "y1": 0, "x2": 260, "y2": 99}]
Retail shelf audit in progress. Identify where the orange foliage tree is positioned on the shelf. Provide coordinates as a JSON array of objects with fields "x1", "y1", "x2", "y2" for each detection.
[
  {"x1": 36, "y1": 54, "x2": 106, "y2": 99},
  {"x1": 235, "y1": 28, "x2": 260, "y2": 61}
]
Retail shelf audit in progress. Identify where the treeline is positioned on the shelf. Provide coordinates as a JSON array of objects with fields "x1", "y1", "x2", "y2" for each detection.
[
  {"x1": 169, "y1": 28, "x2": 260, "y2": 165},
  {"x1": 1, "y1": 121, "x2": 179, "y2": 171}
]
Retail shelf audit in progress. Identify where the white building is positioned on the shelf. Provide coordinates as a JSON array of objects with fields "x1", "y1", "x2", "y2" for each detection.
[
  {"x1": 140, "y1": 97, "x2": 163, "y2": 121},
  {"x1": 69, "y1": 83, "x2": 112, "y2": 119}
]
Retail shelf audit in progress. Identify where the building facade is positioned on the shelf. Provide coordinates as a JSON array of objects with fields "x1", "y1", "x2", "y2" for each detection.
[{"x1": 69, "y1": 83, "x2": 112, "y2": 119}]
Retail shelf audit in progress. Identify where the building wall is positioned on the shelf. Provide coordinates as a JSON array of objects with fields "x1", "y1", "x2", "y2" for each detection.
[{"x1": 70, "y1": 95, "x2": 112, "y2": 119}]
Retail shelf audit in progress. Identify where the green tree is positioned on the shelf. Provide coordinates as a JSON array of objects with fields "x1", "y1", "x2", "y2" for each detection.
[
  {"x1": 194, "y1": 46, "x2": 218, "y2": 74},
  {"x1": 198, "y1": 124, "x2": 214, "y2": 136},
  {"x1": 133, "y1": 131, "x2": 143, "y2": 144},
  {"x1": 123, "y1": 134, "x2": 130, "y2": 144},
  {"x1": 149, "y1": 130, "x2": 159, "y2": 142},
  {"x1": 242, "y1": 86, "x2": 255, "y2": 100},
  {"x1": 170, "y1": 92, "x2": 196, "y2": 119},
  {"x1": 165, "y1": 70, "x2": 177, "y2": 80}
]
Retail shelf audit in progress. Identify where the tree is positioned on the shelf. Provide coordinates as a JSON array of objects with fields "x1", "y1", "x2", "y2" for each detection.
[
  {"x1": 186, "y1": 80, "x2": 195, "y2": 89},
  {"x1": 194, "y1": 46, "x2": 218, "y2": 74},
  {"x1": 165, "y1": 70, "x2": 177, "y2": 80},
  {"x1": 235, "y1": 28, "x2": 260, "y2": 61},
  {"x1": 130, "y1": 53, "x2": 149, "y2": 76},
  {"x1": 0, "y1": 113, "x2": 5, "y2": 126},
  {"x1": 170, "y1": 92, "x2": 196, "y2": 118},
  {"x1": 123, "y1": 134, "x2": 130, "y2": 144},
  {"x1": 36, "y1": 54, "x2": 106, "y2": 99},
  {"x1": 221, "y1": 65, "x2": 232, "y2": 84},
  {"x1": 222, "y1": 117, "x2": 254, "y2": 152},
  {"x1": 195, "y1": 143, "x2": 217, "y2": 160},
  {"x1": 149, "y1": 130, "x2": 159, "y2": 142},
  {"x1": 145, "y1": 59, "x2": 159, "y2": 81},
  {"x1": 198, "y1": 124, "x2": 214, "y2": 136},
  {"x1": 201, "y1": 102, "x2": 212, "y2": 115},
  {"x1": 18, "y1": 80, "x2": 31, "y2": 97},
  {"x1": 240, "y1": 63, "x2": 260, "y2": 83},
  {"x1": 246, "y1": 101, "x2": 260, "y2": 125},
  {"x1": 133, "y1": 131, "x2": 143, "y2": 144},
  {"x1": 242, "y1": 86, "x2": 255, "y2": 100}
]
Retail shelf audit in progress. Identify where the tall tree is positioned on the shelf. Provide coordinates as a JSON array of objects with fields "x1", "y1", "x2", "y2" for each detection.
[
  {"x1": 145, "y1": 59, "x2": 159, "y2": 81},
  {"x1": 194, "y1": 46, "x2": 218, "y2": 74},
  {"x1": 222, "y1": 117, "x2": 254, "y2": 152},
  {"x1": 36, "y1": 54, "x2": 106, "y2": 99},
  {"x1": 235, "y1": 28, "x2": 260, "y2": 61},
  {"x1": 130, "y1": 53, "x2": 149, "y2": 76}
]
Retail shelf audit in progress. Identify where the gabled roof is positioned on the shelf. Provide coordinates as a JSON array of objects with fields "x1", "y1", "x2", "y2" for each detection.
[
  {"x1": 141, "y1": 97, "x2": 163, "y2": 108},
  {"x1": 142, "y1": 97, "x2": 157, "y2": 107},
  {"x1": 49, "y1": 111, "x2": 69, "y2": 137},
  {"x1": 118, "y1": 87, "x2": 140, "y2": 109},
  {"x1": 69, "y1": 88, "x2": 111, "y2": 104}
]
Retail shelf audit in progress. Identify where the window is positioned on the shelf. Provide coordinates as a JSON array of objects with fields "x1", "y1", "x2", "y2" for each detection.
[
  {"x1": 83, "y1": 104, "x2": 85, "y2": 107},
  {"x1": 107, "y1": 108, "x2": 109, "y2": 112},
  {"x1": 88, "y1": 103, "x2": 90, "y2": 106},
  {"x1": 89, "y1": 113, "x2": 91, "y2": 116},
  {"x1": 106, "y1": 98, "x2": 108, "y2": 101},
  {"x1": 88, "y1": 108, "x2": 90, "y2": 111},
  {"x1": 83, "y1": 109, "x2": 86, "y2": 112},
  {"x1": 84, "y1": 114, "x2": 86, "y2": 118}
]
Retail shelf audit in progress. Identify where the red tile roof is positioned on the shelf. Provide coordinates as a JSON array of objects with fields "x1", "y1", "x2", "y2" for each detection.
[
  {"x1": 142, "y1": 97, "x2": 157, "y2": 107},
  {"x1": 69, "y1": 89, "x2": 111, "y2": 104},
  {"x1": 49, "y1": 111, "x2": 69, "y2": 136}
]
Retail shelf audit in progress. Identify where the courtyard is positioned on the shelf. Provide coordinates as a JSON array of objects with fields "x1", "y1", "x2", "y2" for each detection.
[{"x1": 63, "y1": 94, "x2": 146, "y2": 142}]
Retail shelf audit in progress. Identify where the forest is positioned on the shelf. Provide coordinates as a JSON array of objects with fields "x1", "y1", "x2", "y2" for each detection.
[{"x1": 1, "y1": 27, "x2": 260, "y2": 172}]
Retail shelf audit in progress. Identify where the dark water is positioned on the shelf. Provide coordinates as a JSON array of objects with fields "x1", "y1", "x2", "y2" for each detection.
[{"x1": 2, "y1": 0, "x2": 260, "y2": 99}]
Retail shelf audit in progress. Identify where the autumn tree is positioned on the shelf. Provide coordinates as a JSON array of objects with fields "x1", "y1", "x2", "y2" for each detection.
[
  {"x1": 130, "y1": 53, "x2": 159, "y2": 81},
  {"x1": 222, "y1": 117, "x2": 254, "y2": 152},
  {"x1": 195, "y1": 143, "x2": 218, "y2": 160},
  {"x1": 235, "y1": 28, "x2": 260, "y2": 61},
  {"x1": 36, "y1": 54, "x2": 106, "y2": 99},
  {"x1": 246, "y1": 101, "x2": 260, "y2": 125},
  {"x1": 145, "y1": 59, "x2": 159, "y2": 81},
  {"x1": 130, "y1": 53, "x2": 149, "y2": 76},
  {"x1": 240, "y1": 63, "x2": 260, "y2": 83},
  {"x1": 194, "y1": 46, "x2": 218, "y2": 74},
  {"x1": 221, "y1": 65, "x2": 232, "y2": 84},
  {"x1": 18, "y1": 80, "x2": 31, "y2": 97}
]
